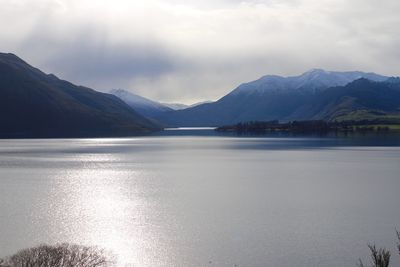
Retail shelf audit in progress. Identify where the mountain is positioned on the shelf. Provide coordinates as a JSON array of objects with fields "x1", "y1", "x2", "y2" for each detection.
[
  {"x1": 110, "y1": 89, "x2": 173, "y2": 119},
  {"x1": 162, "y1": 103, "x2": 189, "y2": 110},
  {"x1": 231, "y1": 69, "x2": 388, "y2": 95},
  {"x1": 0, "y1": 53, "x2": 161, "y2": 138},
  {"x1": 109, "y1": 89, "x2": 214, "y2": 120},
  {"x1": 303, "y1": 78, "x2": 400, "y2": 121},
  {"x1": 156, "y1": 69, "x2": 392, "y2": 126},
  {"x1": 162, "y1": 101, "x2": 214, "y2": 110},
  {"x1": 189, "y1": 100, "x2": 214, "y2": 108}
]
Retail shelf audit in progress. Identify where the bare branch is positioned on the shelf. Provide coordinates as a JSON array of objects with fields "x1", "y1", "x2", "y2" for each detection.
[
  {"x1": 396, "y1": 229, "x2": 400, "y2": 256},
  {"x1": 367, "y1": 244, "x2": 391, "y2": 267},
  {"x1": 1, "y1": 244, "x2": 116, "y2": 267}
]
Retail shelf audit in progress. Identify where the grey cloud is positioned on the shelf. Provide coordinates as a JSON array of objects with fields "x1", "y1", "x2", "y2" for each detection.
[
  {"x1": 43, "y1": 39, "x2": 178, "y2": 88},
  {"x1": 14, "y1": 23, "x2": 181, "y2": 91}
]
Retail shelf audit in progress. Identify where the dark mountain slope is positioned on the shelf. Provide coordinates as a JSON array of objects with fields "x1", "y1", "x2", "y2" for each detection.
[
  {"x1": 308, "y1": 78, "x2": 400, "y2": 121},
  {"x1": 0, "y1": 53, "x2": 160, "y2": 138},
  {"x1": 157, "y1": 90, "x2": 312, "y2": 126}
]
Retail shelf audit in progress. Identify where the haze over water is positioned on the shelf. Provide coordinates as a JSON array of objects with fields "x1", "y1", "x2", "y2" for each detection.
[{"x1": 0, "y1": 134, "x2": 400, "y2": 266}]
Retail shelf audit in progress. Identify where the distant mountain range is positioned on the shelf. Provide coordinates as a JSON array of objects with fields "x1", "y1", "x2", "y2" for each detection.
[
  {"x1": 1, "y1": 52, "x2": 399, "y2": 136},
  {"x1": 0, "y1": 53, "x2": 160, "y2": 137},
  {"x1": 162, "y1": 103, "x2": 189, "y2": 110},
  {"x1": 161, "y1": 101, "x2": 214, "y2": 110},
  {"x1": 155, "y1": 69, "x2": 400, "y2": 126},
  {"x1": 110, "y1": 89, "x2": 173, "y2": 120},
  {"x1": 109, "y1": 89, "x2": 213, "y2": 119},
  {"x1": 231, "y1": 69, "x2": 387, "y2": 95}
]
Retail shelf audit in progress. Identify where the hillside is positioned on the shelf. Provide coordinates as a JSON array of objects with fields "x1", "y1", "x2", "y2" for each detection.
[
  {"x1": 110, "y1": 89, "x2": 173, "y2": 119},
  {"x1": 300, "y1": 78, "x2": 400, "y2": 121},
  {"x1": 0, "y1": 53, "x2": 161, "y2": 138},
  {"x1": 156, "y1": 70, "x2": 395, "y2": 126}
]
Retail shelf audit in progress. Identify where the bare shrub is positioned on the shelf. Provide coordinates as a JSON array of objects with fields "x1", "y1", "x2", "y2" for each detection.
[
  {"x1": 358, "y1": 244, "x2": 391, "y2": 267},
  {"x1": 0, "y1": 243, "x2": 115, "y2": 267}
]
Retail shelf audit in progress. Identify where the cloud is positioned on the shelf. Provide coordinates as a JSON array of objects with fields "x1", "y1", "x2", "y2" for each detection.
[
  {"x1": 26, "y1": 33, "x2": 179, "y2": 87},
  {"x1": 0, "y1": 0, "x2": 399, "y2": 103}
]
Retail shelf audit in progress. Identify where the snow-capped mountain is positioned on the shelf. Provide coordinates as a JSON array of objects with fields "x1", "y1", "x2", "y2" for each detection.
[
  {"x1": 231, "y1": 69, "x2": 388, "y2": 95},
  {"x1": 156, "y1": 69, "x2": 394, "y2": 127}
]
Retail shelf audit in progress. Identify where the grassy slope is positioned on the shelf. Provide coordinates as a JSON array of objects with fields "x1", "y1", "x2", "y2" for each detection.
[
  {"x1": 333, "y1": 109, "x2": 400, "y2": 122},
  {"x1": 332, "y1": 109, "x2": 400, "y2": 131}
]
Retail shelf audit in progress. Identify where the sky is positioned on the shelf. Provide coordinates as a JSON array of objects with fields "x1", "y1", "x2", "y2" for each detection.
[{"x1": 1, "y1": 0, "x2": 399, "y2": 104}]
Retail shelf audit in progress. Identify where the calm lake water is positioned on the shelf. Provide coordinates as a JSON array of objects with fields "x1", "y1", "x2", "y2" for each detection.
[{"x1": 1, "y1": 132, "x2": 400, "y2": 266}]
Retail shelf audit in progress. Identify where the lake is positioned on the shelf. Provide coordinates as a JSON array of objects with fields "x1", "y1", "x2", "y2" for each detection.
[{"x1": 1, "y1": 132, "x2": 400, "y2": 266}]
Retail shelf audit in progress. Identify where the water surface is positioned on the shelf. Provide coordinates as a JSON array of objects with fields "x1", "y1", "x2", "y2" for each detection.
[{"x1": 0, "y1": 136, "x2": 399, "y2": 266}]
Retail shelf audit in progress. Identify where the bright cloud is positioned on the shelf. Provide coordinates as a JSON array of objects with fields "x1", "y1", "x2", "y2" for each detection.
[{"x1": 1, "y1": 0, "x2": 399, "y2": 103}]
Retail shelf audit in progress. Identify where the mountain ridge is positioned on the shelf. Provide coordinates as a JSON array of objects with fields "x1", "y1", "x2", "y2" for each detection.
[
  {"x1": 231, "y1": 69, "x2": 388, "y2": 95},
  {"x1": 155, "y1": 69, "x2": 397, "y2": 127},
  {"x1": 1, "y1": 53, "x2": 398, "y2": 132},
  {"x1": 0, "y1": 53, "x2": 161, "y2": 138},
  {"x1": 110, "y1": 88, "x2": 214, "y2": 116},
  {"x1": 110, "y1": 89, "x2": 173, "y2": 120}
]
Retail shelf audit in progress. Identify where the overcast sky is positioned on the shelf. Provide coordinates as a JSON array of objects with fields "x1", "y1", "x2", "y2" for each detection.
[{"x1": 1, "y1": 0, "x2": 399, "y2": 103}]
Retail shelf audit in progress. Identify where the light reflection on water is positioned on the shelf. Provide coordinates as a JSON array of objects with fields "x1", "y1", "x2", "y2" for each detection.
[
  {"x1": 0, "y1": 137, "x2": 400, "y2": 266},
  {"x1": 45, "y1": 168, "x2": 138, "y2": 266},
  {"x1": 35, "y1": 155, "x2": 163, "y2": 266}
]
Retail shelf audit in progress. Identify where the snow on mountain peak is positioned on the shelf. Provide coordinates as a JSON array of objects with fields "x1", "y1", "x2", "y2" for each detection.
[{"x1": 231, "y1": 69, "x2": 388, "y2": 95}]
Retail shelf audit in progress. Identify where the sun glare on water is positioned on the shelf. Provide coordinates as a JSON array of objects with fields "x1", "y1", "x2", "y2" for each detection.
[{"x1": 38, "y1": 152, "x2": 153, "y2": 266}]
